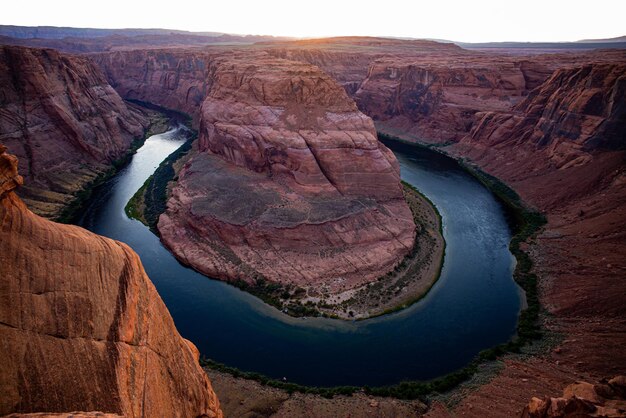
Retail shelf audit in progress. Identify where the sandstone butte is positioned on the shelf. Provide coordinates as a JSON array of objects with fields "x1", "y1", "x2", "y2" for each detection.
[
  {"x1": 0, "y1": 145, "x2": 222, "y2": 417},
  {"x1": 0, "y1": 45, "x2": 149, "y2": 219},
  {"x1": 96, "y1": 50, "x2": 416, "y2": 294}
]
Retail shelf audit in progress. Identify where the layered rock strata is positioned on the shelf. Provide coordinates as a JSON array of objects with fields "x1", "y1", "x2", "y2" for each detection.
[
  {"x1": 0, "y1": 145, "x2": 222, "y2": 417},
  {"x1": 158, "y1": 54, "x2": 416, "y2": 293},
  {"x1": 0, "y1": 45, "x2": 148, "y2": 218},
  {"x1": 92, "y1": 49, "x2": 216, "y2": 123},
  {"x1": 264, "y1": 38, "x2": 626, "y2": 143}
]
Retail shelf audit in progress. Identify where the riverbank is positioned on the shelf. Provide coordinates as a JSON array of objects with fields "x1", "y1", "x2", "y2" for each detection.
[
  {"x1": 56, "y1": 103, "x2": 171, "y2": 224},
  {"x1": 204, "y1": 367, "x2": 427, "y2": 417},
  {"x1": 378, "y1": 132, "x2": 546, "y2": 347}
]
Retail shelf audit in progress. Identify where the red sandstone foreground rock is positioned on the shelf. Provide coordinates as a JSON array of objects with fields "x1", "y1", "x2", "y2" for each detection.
[
  {"x1": 0, "y1": 45, "x2": 148, "y2": 218},
  {"x1": 0, "y1": 145, "x2": 222, "y2": 417},
  {"x1": 158, "y1": 54, "x2": 415, "y2": 292}
]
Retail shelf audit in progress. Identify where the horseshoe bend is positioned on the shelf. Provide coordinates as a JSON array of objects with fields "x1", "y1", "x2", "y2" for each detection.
[{"x1": 1, "y1": 18, "x2": 626, "y2": 418}]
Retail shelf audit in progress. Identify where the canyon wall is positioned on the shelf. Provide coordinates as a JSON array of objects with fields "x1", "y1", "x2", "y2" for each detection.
[
  {"x1": 456, "y1": 63, "x2": 625, "y2": 217},
  {"x1": 92, "y1": 50, "x2": 216, "y2": 123},
  {"x1": 158, "y1": 53, "x2": 415, "y2": 293},
  {"x1": 263, "y1": 39, "x2": 552, "y2": 142},
  {"x1": 0, "y1": 145, "x2": 222, "y2": 417},
  {"x1": 265, "y1": 39, "x2": 626, "y2": 145},
  {"x1": 424, "y1": 63, "x2": 626, "y2": 417},
  {"x1": 455, "y1": 63, "x2": 626, "y2": 321},
  {"x1": 0, "y1": 45, "x2": 148, "y2": 219}
]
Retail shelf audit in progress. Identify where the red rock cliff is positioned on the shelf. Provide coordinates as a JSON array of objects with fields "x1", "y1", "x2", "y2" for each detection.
[
  {"x1": 264, "y1": 38, "x2": 625, "y2": 145},
  {"x1": 158, "y1": 53, "x2": 416, "y2": 293},
  {"x1": 0, "y1": 145, "x2": 222, "y2": 417},
  {"x1": 423, "y1": 63, "x2": 626, "y2": 417},
  {"x1": 0, "y1": 46, "x2": 148, "y2": 219}
]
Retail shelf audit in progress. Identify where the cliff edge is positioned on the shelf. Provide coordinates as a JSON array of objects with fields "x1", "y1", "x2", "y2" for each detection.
[{"x1": 0, "y1": 145, "x2": 222, "y2": 417}]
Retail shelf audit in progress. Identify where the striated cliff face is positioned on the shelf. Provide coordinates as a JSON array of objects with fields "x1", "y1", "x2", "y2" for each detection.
[
  {"x1": 423, "y1": 63, "x2": 626, "y2": 417},
  {"x1": 262, "y1": 39, "x2": 556, "y2": 143},
  {"x1": 468, "y1": 64, "x2": 626, "y2": 151},
  {"x1": 454, "y1": 63, "x2": 626, "y2": 322},
  {"x1": 354, "y1": 60, "x2": 533, "y2": 142},
  {"x1": 0, "y1": 145, "x2": 222, "y2": 417},
  {"x1": 457, "y1": 64, "x2": 626, "y2": 205},
  {"x1": 158, "y1": 54, "x2": 415, "y2": 292},
  {"x1": 92, "y1": 49, "x2": 216, "y2": 123},
  {"x1": 0, "y1": 45, "x2": 148, "y2": 219}
]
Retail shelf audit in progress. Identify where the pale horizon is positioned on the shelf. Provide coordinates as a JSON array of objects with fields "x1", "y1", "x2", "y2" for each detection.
[{"x1": 2, "y1": 0, "x2": 625, "y2": 43}]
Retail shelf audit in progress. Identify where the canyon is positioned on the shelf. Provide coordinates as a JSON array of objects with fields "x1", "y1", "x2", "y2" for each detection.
[{"x1": 0, "y1": 31, "x2": 624, "y2": 417}]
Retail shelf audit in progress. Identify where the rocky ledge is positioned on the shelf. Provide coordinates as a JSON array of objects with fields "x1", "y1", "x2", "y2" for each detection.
[{"x1": 522, "y1": 376, "x2": 626, "y2": 417}]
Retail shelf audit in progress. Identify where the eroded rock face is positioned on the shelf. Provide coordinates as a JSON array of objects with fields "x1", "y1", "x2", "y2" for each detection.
[
  {"x1": 92, "y1": 49, "x2": 216, "y2": 123},
  {"x1": 461, "y1": 64, "x2": 626, "y2": 170},
  {"x1": 0, "y1": 45, "x2": 148, "y2": 218},
  {"x1": 354, "y1": 60, "x2": 532, "y2": 142},
  {"x1": 158, "y1": 54, "x2": 415, "y2": 292},
  {"x1": 262, "y1": 38, "x2": 555, "y2": 142},
  {"x1": 0, "y1": 145, "x2": 222, "y2": 417}
]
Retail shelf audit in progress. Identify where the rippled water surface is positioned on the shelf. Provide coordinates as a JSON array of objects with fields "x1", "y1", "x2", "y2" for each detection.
[{"x1": 78, "y1": 130, "x2": 521, "y2": 387}]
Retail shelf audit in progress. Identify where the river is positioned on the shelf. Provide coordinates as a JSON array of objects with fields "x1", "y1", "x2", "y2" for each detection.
[{"x1": 78, "y1": 128, "x2": 521, "y2": 387}]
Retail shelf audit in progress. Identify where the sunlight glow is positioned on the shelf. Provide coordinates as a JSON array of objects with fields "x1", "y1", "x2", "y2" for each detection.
[{"x1": 2, "y1": 0, "x2": 625, "y2": 42}]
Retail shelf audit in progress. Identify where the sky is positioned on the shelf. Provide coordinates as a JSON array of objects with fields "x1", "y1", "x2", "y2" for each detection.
[{"x1": 2, "y1": 0, "x2": 625, "y2": 43}]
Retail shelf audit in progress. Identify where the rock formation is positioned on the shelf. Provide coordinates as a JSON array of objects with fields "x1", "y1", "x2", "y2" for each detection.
[
  {"x1": 158, "y1": 53, "x2": 415, "y2": 292},
  {"x1": 0, "y1": 145, "x2": 222, "y2": 417},
  {"x1": 452, "y1": 62, "x2": 626, "y2": 353},
  {"x1": 460, "y1": 64, "x2": 626, "y2": 173},
  {"x1": 262, "y1": 38, "x2": 554, "y2": 142},
  {"x1": 420, "y1": 63, "x2": 626, "y2": 417},
  {"x1": 0, "y1": 45, "x2": 148, "y2": 219},
  {"x1": 522, "y1": 376, "x2": 626, "y2": 417}
]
